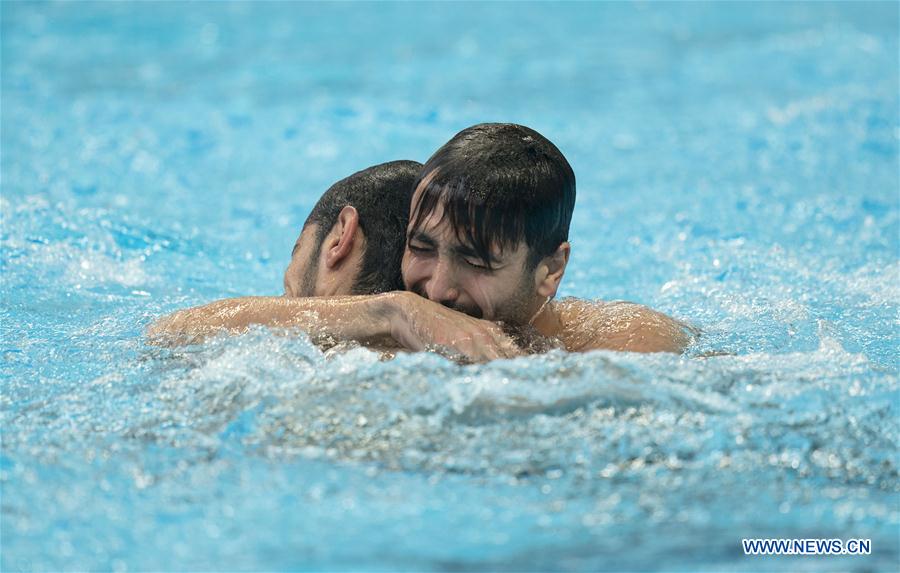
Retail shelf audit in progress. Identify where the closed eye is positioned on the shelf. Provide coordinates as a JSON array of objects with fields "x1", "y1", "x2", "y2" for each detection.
[
  {"x1": 408, "y1": 242, "x2": 434, "y2": 254},
  {"x1": 463, "y1": 257, "x2": 492, "y2": 271}
]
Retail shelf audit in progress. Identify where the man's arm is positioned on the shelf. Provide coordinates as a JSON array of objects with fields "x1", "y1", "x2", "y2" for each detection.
[
  {"x1": 146, "y1": 292, "x2": 522, "y2": 362},
  {"x1": 554, "y1": 299, "x2": 692, "y2": 353},
  {"x1": 147, "y1": 295, "x2": 393, "y2": 345}
]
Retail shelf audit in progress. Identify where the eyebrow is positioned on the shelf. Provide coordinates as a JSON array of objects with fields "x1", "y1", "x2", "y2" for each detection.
[
  {"x1": 453, "y1": 243, "x2": 494, "y2": 263},
  {"x1": 409, "y1": 231, "x2": 499, "y2": 264},
  {"x1": 408, "y1": 231, "x2": 437, "y2": 249}
]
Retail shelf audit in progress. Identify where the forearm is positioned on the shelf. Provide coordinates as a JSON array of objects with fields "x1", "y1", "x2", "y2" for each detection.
[
  {"x1": 146, "y1": 294, "x2": 397, "y2": 345},
  {"x1": 148, "y1": 291, "x2": 523, "y2": 362}
]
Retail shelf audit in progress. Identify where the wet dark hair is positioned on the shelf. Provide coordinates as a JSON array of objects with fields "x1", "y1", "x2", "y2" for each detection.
[
  {"x1": 303, "y1": 160, "x2": 422, "y2": 294},
  {"x1": 409, "y1": 123, "x2": 575, "y2": 270}
]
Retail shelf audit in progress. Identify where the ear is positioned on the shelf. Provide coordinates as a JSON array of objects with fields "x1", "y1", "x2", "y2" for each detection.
[
  {"x1": 534, "y1": 242, "x2": 570, "y2": 299},
  {"x1": 324, "y1": 206, "x2": 360, "y2": 269}
]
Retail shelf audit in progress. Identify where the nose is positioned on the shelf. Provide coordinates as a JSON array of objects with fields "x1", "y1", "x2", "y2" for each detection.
[{"x1": 424, "y1": 257, "x2": 459, "y2": 303}]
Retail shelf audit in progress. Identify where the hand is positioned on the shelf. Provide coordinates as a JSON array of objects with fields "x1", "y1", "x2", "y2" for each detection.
[{"x1": 386, "y1": 292, "x2": 524, "y2": 363}]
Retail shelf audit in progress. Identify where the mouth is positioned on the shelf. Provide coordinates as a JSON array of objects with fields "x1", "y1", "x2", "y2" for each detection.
[{"x1": 410, "y1": 285, "x2": 483, "y2": 319}]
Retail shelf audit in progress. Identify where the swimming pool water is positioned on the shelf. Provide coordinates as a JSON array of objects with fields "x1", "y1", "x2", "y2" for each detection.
[{"x1": 2, "y1": 2, "x2": 898, "y2": 571}]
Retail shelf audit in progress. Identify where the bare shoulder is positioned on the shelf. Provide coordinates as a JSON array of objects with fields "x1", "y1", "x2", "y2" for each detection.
[{"x1": 553, "y1": 297, "x2": 692, "y2": 354}]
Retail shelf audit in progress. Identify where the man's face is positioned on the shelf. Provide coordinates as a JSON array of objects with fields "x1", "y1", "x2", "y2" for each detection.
[
  {"x1": 283, "y1": 226, "x2": 321, "y2": 297},
  {"x1": 400, "y1": 200, "x2": 541, "y2": 323}
]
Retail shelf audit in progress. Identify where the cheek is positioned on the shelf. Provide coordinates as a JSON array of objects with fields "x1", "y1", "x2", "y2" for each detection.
[
  {"x1": 401, "y1": 253, "x2": 428, "y2": 287},
  {"x1": 463, "y1": 275, "x2": 499, "y2": 317},
  {"x1": 283, "y1": 261, "x2": 298, "y2": 296}
]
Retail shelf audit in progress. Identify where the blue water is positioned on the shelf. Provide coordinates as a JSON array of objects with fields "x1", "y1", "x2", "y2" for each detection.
[{"x1": 2, "y1": 2, "x2": 898, "y2": 571}]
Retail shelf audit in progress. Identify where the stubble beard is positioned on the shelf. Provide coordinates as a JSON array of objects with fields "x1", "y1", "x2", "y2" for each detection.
[{"x1": 297, "y1": 242, "x2": 323, "y2": 297}]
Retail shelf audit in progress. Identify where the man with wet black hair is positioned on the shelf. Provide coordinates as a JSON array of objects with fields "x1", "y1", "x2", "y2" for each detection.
[
  {"x1": 152, "y1": 124, "x2": 688, "y2": 359},
  {"x1": 284, "y1": 160, "x2": 421, "y2": 297},
  {"x1": 409, "y1": 123, "x2": 575, "y2": 275},
  {"x1": 403, "y1": 123, "x2": 575, "y2": 324},
  {"x1": 398, "y1": 123, "x2": 688, "y2": 353}
]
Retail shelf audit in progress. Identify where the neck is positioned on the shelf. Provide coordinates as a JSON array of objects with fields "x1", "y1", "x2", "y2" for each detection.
[{"x1": 530, "y1": 300, "x2": 561, "y2": 339}]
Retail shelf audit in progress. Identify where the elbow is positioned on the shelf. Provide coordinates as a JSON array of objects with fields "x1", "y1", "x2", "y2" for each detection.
[
  {"x1": 144, "y1": 313, "x2": 179, "y2": 346},
  {"x1": 145, "y1": 310, "x2": 202, "y2": 346}
]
